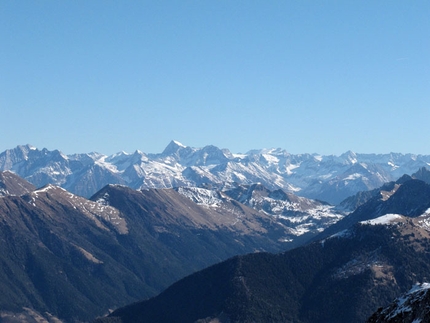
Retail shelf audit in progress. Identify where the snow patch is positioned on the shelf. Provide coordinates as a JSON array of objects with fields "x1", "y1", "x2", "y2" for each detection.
[
  {"x1": 33, "y1": 185, "x2": 66, "y2": 195},
  {"x1": 417, "y1": 209, "x2": 430, "y2": 231},
  {"x1": 262, "y1": 154, "x2": 279, "y2": 164},
  {"x1": 172, "y1": 140, "x2": 186, "y2": 148},
  {"x1": 330, "y1": 229, "x2": 353, "y2": 239},
  {"x1": 360, "y1": 214, "x2": 402, "y2": 225},
  {"x1": 95, "y1": 156, "x2": 120, "y2": 173},
  {"x1": 176, "y1": 187, "x2": 225, "y2": 207},
  {"x1": 344, "y1": 173, "x2": 362, "y2": 181}
]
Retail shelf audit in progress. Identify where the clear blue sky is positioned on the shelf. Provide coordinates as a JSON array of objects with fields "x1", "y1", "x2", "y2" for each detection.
[{"x1": 1, "y1": 1, "x2": 429, "y2": 155}]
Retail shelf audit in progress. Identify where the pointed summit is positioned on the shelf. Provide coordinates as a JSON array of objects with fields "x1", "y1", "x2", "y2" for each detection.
[
  {"x1": 340, "y1": 150, "x2": 358, "y2": 164},
  {"x1": 0, "y1": 144, "x2": 38, "y2": 169},
  {"x1": 172, "y1": 140, "x2": 186, "y2": 148},
  {"x1": 161, "y1": 140, "x2": 187, "y2": 156}
]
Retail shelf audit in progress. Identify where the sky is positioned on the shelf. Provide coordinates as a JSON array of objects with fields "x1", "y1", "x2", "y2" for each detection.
[{"x1": 1, "y1": 1, "x2": 429, "y2": 156}]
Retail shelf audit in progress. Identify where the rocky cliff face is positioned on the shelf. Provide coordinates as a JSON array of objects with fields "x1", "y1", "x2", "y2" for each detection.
[{"x1": 367, "y1": 283, "x2": 430, "y2": 323}]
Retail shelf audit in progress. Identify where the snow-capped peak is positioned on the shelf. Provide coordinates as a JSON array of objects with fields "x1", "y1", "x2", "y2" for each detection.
[
  {"x1": 161, "y1": 140, "x2": 189, "y2": 156},
  {"x1": 3, "y1": 143, "x2": 430, "y2": 207},
  {"x1": 341, "y1": 150, "x2": 358, "y2": 164},
  {"x1": 172, "y1": 140, "x2": 186, "y2": 148}
]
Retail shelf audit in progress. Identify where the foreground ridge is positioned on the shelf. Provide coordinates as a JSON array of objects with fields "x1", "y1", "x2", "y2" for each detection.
[
  {"x1": 0, "y1": 172, "x2": 308, "y2": 321},
  {"x1": 96, "y1": 210, "x2": 430, "y2": 323}
]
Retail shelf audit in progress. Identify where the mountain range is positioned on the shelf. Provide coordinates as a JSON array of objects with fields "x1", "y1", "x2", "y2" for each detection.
[
  {"x1": 2, "y1": 141, "x2": 430, "y2": 204},
  {"x1": 0, "y1": 170, "x2": 343, "y2": 322},
  {"x1": 3, "y1": 143, "x2": 430, "y2": 322},
  {"x1": 97, "y1": 197, "x2": 430, "y2": 323}
]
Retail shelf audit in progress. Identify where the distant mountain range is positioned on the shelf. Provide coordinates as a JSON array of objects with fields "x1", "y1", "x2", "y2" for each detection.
[{"x1": 2, "y1": 141, "x2": 430, "y2": 204}]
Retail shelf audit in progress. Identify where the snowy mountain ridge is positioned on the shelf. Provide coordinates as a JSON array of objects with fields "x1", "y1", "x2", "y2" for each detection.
[
  {"x1": 176, "y1": 184, "x2": 344, "y2": 241},
  {"x1": 2, "y1": 141, "x2": 430, "y2": 203}
]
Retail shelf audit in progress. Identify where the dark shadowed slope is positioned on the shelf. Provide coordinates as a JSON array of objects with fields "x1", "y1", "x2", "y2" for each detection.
[
  {"x1": 0, "y1": 170, "x2": 35, "y2": 196},
  {"x1": 96, "y1": 211, "x2": 430, "y2": 323}
]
